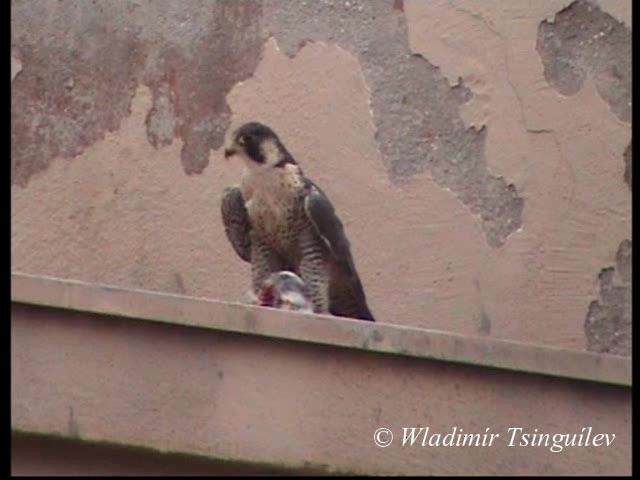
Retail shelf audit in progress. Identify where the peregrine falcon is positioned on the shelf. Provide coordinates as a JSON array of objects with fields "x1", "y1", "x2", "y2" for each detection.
[{"x1": 221, "y1": 122, "x2": 375, "y2": 321}]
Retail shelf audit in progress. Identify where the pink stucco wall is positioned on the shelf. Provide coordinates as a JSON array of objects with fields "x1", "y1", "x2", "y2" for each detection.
[
  {"x1": 11, "y1": 0, "x2": 631, "y2": 353},
  {"x1": 11, "y1": 0, "x2": 632, "y2": 475}
]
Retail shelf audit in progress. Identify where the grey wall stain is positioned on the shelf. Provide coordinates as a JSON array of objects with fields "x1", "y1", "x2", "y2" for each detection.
[
  {"x1": 263, "y1": 0, "x2": 523, "y2": 247},
  {"x1": 536, "y1": 0, "x2": 631, "y2": 123},
  {"x1": 174, "y1": 272, "x2": 186, "y2": 294},
  {"x1": 584, "y1": 240, "x2": 631, "y2": 356},
  {"x1": 478, "y1": 310, "x2": 491, "y2": 336},
  {"x1": 11, "y1": 0, "x2": 264, "y2": 186},
  {"x1": 623, "y1": 142, "x2": 631, "y2": 190},
  {"x1": 68, "y1": 406, "x2": 80, "y2": 437}
]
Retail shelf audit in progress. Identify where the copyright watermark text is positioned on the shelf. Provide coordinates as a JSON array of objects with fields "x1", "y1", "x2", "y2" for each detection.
[{"x1": 373, "y1": 426, "x2": 614, "y2": 453}]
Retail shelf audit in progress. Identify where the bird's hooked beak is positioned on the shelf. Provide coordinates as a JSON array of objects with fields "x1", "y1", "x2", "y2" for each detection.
[
  {"x1": 224, "y1": 137, "x2": 241, "y2": 160},
  {"x1": 224, "y1": 146, "x2": 237, "y2": 160}
]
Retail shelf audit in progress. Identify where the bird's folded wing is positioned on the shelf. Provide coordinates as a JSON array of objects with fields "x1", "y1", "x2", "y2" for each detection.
[
  {"x1": 303, "y1": 182, "x2": 364, "y2": 284},
  {"x1": 220, "y1": 186, "x2": 252, "y2": 263}
]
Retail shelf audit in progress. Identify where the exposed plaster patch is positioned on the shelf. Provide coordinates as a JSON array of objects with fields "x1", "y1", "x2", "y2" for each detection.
[
  {"x1": 403, "y1": 0, "x2": 630, "y2": 349},
  {"x1": 402, "y1": 0, "x2": 578, "y2": 182},
  {"x1": 11, "y1": 0, "x2": 144, "y2": 187},
  {"x1": 584, "y1": 240, "x2": 631, "y2": 356},
  {"x1": 263, "y1": 0, "x2": 523, "y2": 247},
  {"x1": 11, "y1": 0, "x2": 264, "y2": 186},
  {"x1": 537, "y1": 0, "x2": 631, "y2": 123},
  {"x1": 615, "y1": 239, "x2": 631, "y2": 285},
  {"x1": 141, "y1": 0, "x2": 265, "y2": 175},
  {"x1": 145, "y1": 82, "x2": 177, "y2": 148}
]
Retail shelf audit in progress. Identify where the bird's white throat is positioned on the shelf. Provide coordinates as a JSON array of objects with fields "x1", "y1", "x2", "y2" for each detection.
[{"x1": 241, "y1": 163, "x2": 304, "y2": 206}]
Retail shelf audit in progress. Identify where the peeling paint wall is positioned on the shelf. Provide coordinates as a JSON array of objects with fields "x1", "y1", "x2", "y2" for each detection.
[
  {"x1": 537, "y1": 0, "x2": 631, "y2": 123},
  {"x1": 11, "y1": 0, "x2": 264, "y2": 185},
  {"x1": 585, "y1": 239, "x2": 631, "y2": 355},
  {"x1": 11, "y1": 0, "x2": 631, "y2": 353}
]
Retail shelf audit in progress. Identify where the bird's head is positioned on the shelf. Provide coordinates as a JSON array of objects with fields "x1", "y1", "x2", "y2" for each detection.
[{"x1": 224, "y1": 122, "x2": 294, "y2": 169}]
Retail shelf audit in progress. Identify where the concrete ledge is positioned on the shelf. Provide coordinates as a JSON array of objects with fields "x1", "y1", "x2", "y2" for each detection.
[
  {"x1": 12, "y1": 292, "x2": 631, "y2": 475},
  {"x1": 11, "y1": 272, "x2": 630, "y2": 386}
]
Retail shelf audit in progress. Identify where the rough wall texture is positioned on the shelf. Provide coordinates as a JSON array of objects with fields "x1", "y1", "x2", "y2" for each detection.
[{"x1": 11, "y1": 0, "x2": 631, "y2": 353}]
